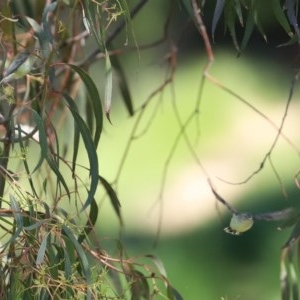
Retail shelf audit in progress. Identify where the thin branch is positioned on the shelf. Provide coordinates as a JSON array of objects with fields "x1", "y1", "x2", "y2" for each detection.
[
  {"x1": 217, "y1": 71, "x2": 299, "y2": 185},
  {"x1": 80, "y1": 0, "x2": 149, "y2": 68},
  {"x1": 190, "y1": 0, "x2": 214, "y2": 72}
]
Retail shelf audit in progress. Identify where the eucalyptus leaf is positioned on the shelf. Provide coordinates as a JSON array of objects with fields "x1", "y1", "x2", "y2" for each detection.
[
  {"x1": 66, "y1": 64, "x2": 103, "y2": 149},
  {"x1": 212, "y1": 0, "x2": 226, "y2": 41},
  {"x1": 63, "y1": 93, "x2": 99, "y2": 212}
]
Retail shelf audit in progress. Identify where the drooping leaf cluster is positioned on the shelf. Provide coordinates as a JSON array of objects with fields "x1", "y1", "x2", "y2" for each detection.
[{"x1": 0, "y1": 1, "x2": 182, "y2": 299}]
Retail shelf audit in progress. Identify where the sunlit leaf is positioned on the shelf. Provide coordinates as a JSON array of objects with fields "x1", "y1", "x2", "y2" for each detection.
[{"x1": 105, "y1": 52, "x2": 113, "y2": 122}]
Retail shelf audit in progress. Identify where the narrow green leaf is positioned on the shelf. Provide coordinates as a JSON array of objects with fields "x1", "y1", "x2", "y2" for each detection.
[
  {"x1": 278, "y1": 34, "x2": 299, "y2": 47},
  {"x1": 167, "y1": 284, "x2": 184, "y2": 300},
  {"x1": 82, "y1": 0, "x2": 105, "y2": 51},
  {"x1": 72, "y1": 114, "x2": 80, "y2": 176},
  {"x1": 63, "y1": 93, "x2": 99, "y2": 212},
  {"x1": 32, "y1": 111, "x2": 70, "y2": 198},
  {"x1": 253, "y1": 9, "x2": 267, "y2": 42},
  {"x1": 272, "y1": 0, "x2": 293, "y2": 37},
  {"x1": 180, "y1": 0, "x2": 193, "y2": 17},
  {"x1": 290, "y1": 263, "x2": 299, "y2": 300},
  {"x1": 62, "y1": 224, "x2": 92, "y2": 300},
  {"x1": 16, "y1": 124, "x2": 39, "y2": 198},
  {"x1": 118, "y1": 0, "x2": 139, "y2": 48},
  {"x1": 25, "y1": 17, "x2": 51, "y2": 58},
  {"x1": 82, "y1": 6, "x2": 91, "y2": 34},
  {"x1": 212, "y1": 0, "x2": 226, "y2": 41},
  {"x1": 225, "y1": 1, "x2": 240, "y2": 51},
  {"x1": 24, "y1": 219, "x2": 48, "y2": 231},
  {"x1": 122, "y1": 261, "x2": 148, "y2": 300},
  {"x1": 240, "y1": 7, "x2": 255, "y2": 53},
  {"x1": 146, "y1": 254, "x2": 183, "y2": 299},
  {"x1": 286, "y1": 0, "x2": 300, "y2": 41},
  {"x1": 146, "y1": 254, "x2": 167, "y2": 277},
  {"x1": 107, "y1": 268, "x2": 123, "y2": 296},
  {"x1": 42, "y1": 2, "x2": 57, "y2": 43},
  {"x1": 281, "y1": 262, "x2": 290, "y2": 300},
  {"x1": 0, "y1": 34, "x2": 6, "y2": 77},
  {"x1": 63, "y1": 246, "x2": 73, "y2": 280},
  {"x1": 77, "y1": 197, "x2": 98, "y2": 244},
  {"x1": 36, "y1": 232, "x2": 50, "y2": 265},
  {"x1": 1, "y1": 195, "x2": 23, "y2": 248},
  {"x1": 42, "y1": 201, "x2": 51, "y2": 219},
  {"x1": 10, "y1": 194, "x2": 23, "y2": 228},
  {"x1": 47, "y1": 243, "x2": 59, "y2": 279},
  {"x1": 66, "y1": 64, "x2": 103, "y2": 149},
  {"x1": 130, "y1": 270, "x2": 150, "y2": 300},
  {"x1": 110, "y1": 54, "x2": 134, "y2": 116},
  {"x1": 234, "y1": 0, "x2": 243, "y2": 26},
  {"x1": 283, "y1": 221, "x2": 300, "y2": 248},
  {"x1": 99, "y1": 175, "x2": 123, "y2": 226},
  {"x1": 105, "y1": 52, "x2": 113, "y2": 122}
]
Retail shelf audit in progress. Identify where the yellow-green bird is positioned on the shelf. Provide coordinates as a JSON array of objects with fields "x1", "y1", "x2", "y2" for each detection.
[
  {"x1": 209, "y1": 181, "x2": 295, "y2": 236},
  {"x1": 0, "y1": 49, "x2": 41, "y2": 84},
  {"x1": 224, "y1": 213, "x2": 254, "y2": 235},
  {"x1": 224, "y1": 208, "x2": 295, "y2": 236}
]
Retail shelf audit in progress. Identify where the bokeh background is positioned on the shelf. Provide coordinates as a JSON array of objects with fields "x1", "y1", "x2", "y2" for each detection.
[{"x1": 91, "y1": 2, "x2": 300, "y2": 299}]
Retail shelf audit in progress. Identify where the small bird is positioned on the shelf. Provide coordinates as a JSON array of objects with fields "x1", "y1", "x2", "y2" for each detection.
[
  {"x1": 224, "y1": 208, "x2": 295, "y2": 235},
  {"x1": 0, "y1": 49, "x2": 41, "y2": 84},
  {"x1": 208, "y1": 180, "x2": 295, "y2": 235},
  {"x1": 224, "y1": 213, "x2": 254, "y2": 235}
]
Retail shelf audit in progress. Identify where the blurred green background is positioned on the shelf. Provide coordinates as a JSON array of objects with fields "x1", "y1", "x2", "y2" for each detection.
[{"x1": 91, "y1": 2, "x2": 300, "y2": 299}]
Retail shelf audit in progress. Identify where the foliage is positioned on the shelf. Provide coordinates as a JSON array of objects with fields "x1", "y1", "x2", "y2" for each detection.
[
  {"x1": 0, "y1": 0, "x2": 299, "y2": 299},
  {"x1": 0, "y1": 0, "x2": 181, "y2": 299}
]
